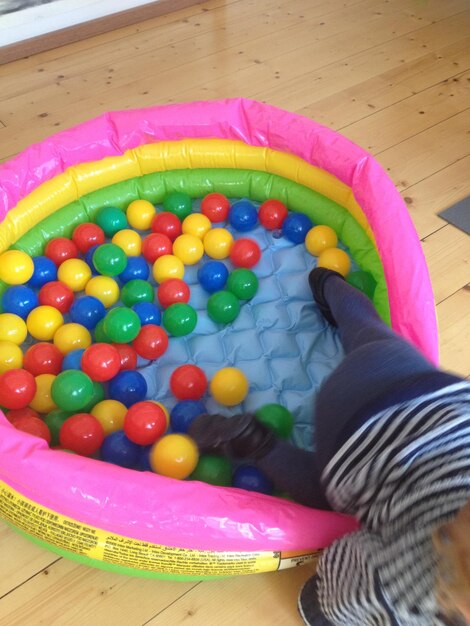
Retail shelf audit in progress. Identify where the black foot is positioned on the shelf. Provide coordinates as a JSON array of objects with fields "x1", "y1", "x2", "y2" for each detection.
[
  {"x1": 308, "y1": 268, "x2": 344, "y2": 327},
  {"x1": 298, "y1": 576, "x2": 335, "y2": 626}
]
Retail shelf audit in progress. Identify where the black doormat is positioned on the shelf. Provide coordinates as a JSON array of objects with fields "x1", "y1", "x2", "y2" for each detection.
[{"x1": 438, "y1": 196, "x2": 470, "y2": 236}]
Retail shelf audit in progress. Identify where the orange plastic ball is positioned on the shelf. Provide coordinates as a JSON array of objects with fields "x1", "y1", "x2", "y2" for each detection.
[
  {"x1": 150, "y1": 433, "x2": 199, "y2": 480},
  {"x1": 305, "y1": 225, "x2": 338, "y2": 256},
  {"x1": 317, "y1": 248, "x2": 351, "y2": 277}
]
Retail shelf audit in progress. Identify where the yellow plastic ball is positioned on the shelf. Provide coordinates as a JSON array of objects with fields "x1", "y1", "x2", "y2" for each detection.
[
  {"x1": 85, "y1": 276, "x2": 120, "y2": 308},
  {"x1": 0, "y1": 340, "x2": 23, "y2": 373},
  {"x1": 203, "y1": 228, "x2": 234, "y2": 260},
  {"x1": 0, "y1": 250, "x2": 34, "y2": 285},
  {"x1": 29, "y1": 374, "x2": 57, "y2": 413},
  {"x1": 91, "y1": 399, "x2": 127, "y2": 435},
  {"x1": 0, "y1": 313, "x2": 28, "y2": 345},
  {"x1": 172, "y1": 234, "x2": 204, "y2": 266},
  {"x1": 150, "y1": 400, "x2": 170, "y2": 427},
  {"x1": 57, "y1": 258, "x2": 91, "y2": 292},
  {"x1": 317, "y1": 248, "x2": 351, "y2": 277},
  {"x1": 152, "y1": 255, "x2": 185, "y2": 284},
  {"x1": 126, "y1": 199, "x2": 156, "y2": 230},
  {"x1": 305, "y1": 225, "x2": 338, "y2": 257},
  {"x1": 112, "y1": 229, "x2": 142, "y2": 256},
  {"x1": 150, "y1": 434, "x2": 199, "y2": 480},
  {"x1": 53, "y1": 323, "x2": 92, "y2": 355},
  {"x1": 210, "y1": 367, "x2": 249, "y2": 406},
  {"x1": 182, "y1": 213, "x2": 212, "y2": 240},
  {"x1": 26, "y1": 306, "x2": 64, "y2": 341}
]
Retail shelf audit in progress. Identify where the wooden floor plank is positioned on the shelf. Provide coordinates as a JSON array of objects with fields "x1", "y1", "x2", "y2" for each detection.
[{"x1": 437, "y1": 286, "x2": 470, "y2": 377}]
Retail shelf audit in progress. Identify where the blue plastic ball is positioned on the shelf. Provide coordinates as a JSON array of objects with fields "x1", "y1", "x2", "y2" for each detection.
[
  {"x1": 170, "y1": 400, "x2": 207, "y2": 433},
  {"x1": 132, "y1": 302, "x2": 161, "y2": 326},
  {"x1": 84, "y1": 245, "x2": 100, "y2": 276},
  {"x1": 2, "y1": 285, "x2": 38, "y2": 318},
  {"x1": 229, "y1": 199, "x2": 258, "y2": 232},
  {"x1": 232, "y1": 465, "x2": 273, "y2": 495},
  {"x1": 281, "y1": 213, "x2": 313, "y2": 244},
  {"x1": 62, "y1": 349, "x2": 85, "y2": 371},
  {"x1": 136, "y1": 445, "x2": 153, "y2": 471},
  {"x1": 118, "y1": 256, "x2": 150, "y2": 284},
  {"x1": 108, "y1": 370, "x2": 147, "y2": 407},
  {"x1": 100, "y1": 430, "x2": 141, "y2": 468},
  {"x1": 197, "y1": 261, "x2": 229, "y2": 294},
  {"x1": 29, "y1": 256, "x2": 57, "y2": 288},
  {"x1": 69, "y1": 295, "x2": 106, "y2": 329}
]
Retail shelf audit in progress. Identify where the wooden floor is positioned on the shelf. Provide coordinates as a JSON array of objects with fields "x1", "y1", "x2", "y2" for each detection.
[{"x1": 0, "y1": 0, "x2": 469, "y2": 624}]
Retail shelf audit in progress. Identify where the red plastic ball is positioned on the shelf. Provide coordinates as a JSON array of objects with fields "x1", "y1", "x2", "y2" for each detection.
[
  {"x1": 44, "y1": 238, "x2": 79, "y2": 266},
  {"x1": 59, "y1": 413, "x2": 104, "y2": 456},
  {"x1": 151, "y1": 212, "x2": 182, "y2": 241},
  {"x1": 229, "y1": 238, "x2": 261, "y2": 268},
  {"x1": 170, "y1": 365, "x2": 207, "y2": 400},
  {"x1": 157, "y1": 278, "x2": 190, "y2": 309},
  {"x1": 132, "y1": 325, "x2": 169, "y2": 360},
  {"x1": 6, "y1": 407, "x2": 40, "y2": 423},
  {"x1": 258, "y1": 199, "x2": 288, "y2": 230},
  {"x1": 201, "y1": 193, "x2": 230, "y2": 223},
  {"x1": 14, "y1": 415, "x2": 51, "y2": 444},
  {"x1": 112, "y1": 343, "x2": 138, "y2": 371},
  {"x1": 39, "y1": 281, "x2": 74, "y2": 313},
  {"x1": 23, "y1": 342, "x2": 64, "y2": 376},
  {"x1": 141, "y1": 233, "x2": 173, "y2": 263},
  {"x1": 0, "y1": 368, "x2": 37, "y2": 410},
  {"x1": 72, "y1": 222, "x2": 105, "y2": 253},
  {"x1": 124, "y1": 401, "x2": 167, "y2": 445},
  {"x1": 81, "y1": 343, "x2": 121, "y2": 382}
]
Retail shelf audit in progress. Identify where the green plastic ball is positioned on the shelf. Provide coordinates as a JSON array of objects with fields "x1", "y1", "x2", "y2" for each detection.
[
  {"x1": 82, "y1": 381, "x2": 105, "y2": 413},
  {"x1": 92, "y1": 243, "x2": 128, "y2": 277},
  {"x1": 51, "y1": 370, "x2": 94, "y2": 412},
  {"x1": 162, "y1": 303, "x2": 197, "y2": 336},
  {"x1": 254, "y1": 403, "x2": 294, "y2": 438},
  {"x1": 44, "y1": 409, "x2": 72, "y2": 446},
  {"x1": 190, "y1": 454, "x2": 232, "y2": 486},
  {"x1": 346, "y1": 271, "x2": 377, "y2": 300},
  {"x1": 163, "y1": 192, "x2": 193, "y2": 221},
  {"x1": 94, "y1": 319, "x2": 111, "y2": 343},
  {"x1": 207, "y1": 290, "x2": 240, "y2": 324},
  {"x1": 103, "y1": 307, "x2": 141, "y2": 343},
  {"x1": 95, "y1": 207, "x2": 128, "y2": 237},
  {"x1": 227, "y1": 269, "x2": 259, "y2": 301},
  {"x1": 121, "y1": 279, "x2": 154, "y2": 307}
]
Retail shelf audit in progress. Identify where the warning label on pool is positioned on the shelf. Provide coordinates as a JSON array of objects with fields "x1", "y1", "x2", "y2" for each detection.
[{"x1": 0, "y1": 481, "x2": 320, "y2": 575}]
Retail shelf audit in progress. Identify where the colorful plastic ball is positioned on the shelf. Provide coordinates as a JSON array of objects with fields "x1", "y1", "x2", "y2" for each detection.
[
  {"x1": 157, "y1": 278, "x2": 190, "y2": 309},
  {"x1": 162, "y1": 303, "x2": 197, "y2": 337},
  {"x1": 201, "y1": 193, "x2": 230, "y2": 223},
  {"x1": 14, "y1": 415, "x2": 51, "y2": 444},
  {"x1": 29, "y1": 374, "x2": 57, "y2": 413},
  {"x1": 57, "y1": 258, "x2": 92, "y2": 292},
  {"x1": 121, "y1": 279, "x2": 154, "y2": 307},
  {"x1": 92, "y1": 244, "x2": 127, "y2": 277},
  {"x1": 81, "y1": 343, "x2": 121, "y2": 382},
  {"x1": 70, "y1": 295, "x2": 106, "y2": 330},
  {"x1": 227, "y1": 268, "x2": 259, "y2": 301},
  {"x1": 23, "y1": 342, "x2": 63, "y2": 376},
  {"x1": 94, "y1": 319, "x2": 111, "y2": 343},
  {"x1": 149, "y1": 433, "x2": 199, "y2": 480},
  {"x1": 112, "y1": 229, "x2": 142, "y2": 257},
  {"x1": 151, "y1": 212, "x2": 182, "y2": 241},
  {"x1": 44, "y1": 237, "x2": 79, "y2": 267},
  {"x1": 0, "y1": 250, "x2": 34, "y2": 285},
  {"x1": 124, "y1": 401, "x2": 167, "y2": 446},
  {"x1": 317, "y1": 247, "x2": 351, "y2": 277},
  {"x1": 190, "y1": 454, "x2": 232, "y2": 487},
  {"x1": 59, "y1": 413, "x2": 104, "y2": 456},
  {"x1": 229, "y1": 199, "x2": 258, "y2": 232},
  {"x1": 170, "y1": 365, "x2": 207, "y2": 400},
  {"x1": 232, "y1": 465, "x2": 273, "y2": 495},
  {"x1": 197, "y1": 261, "x2": 229, "y2": 294},
  {"x1": 254, "y1": 403, "x2": 294, "y2": 438},
  {"x1": 72, "y1": 222, "x2": 105, "y2": 254},
  {"x1": 170, "y1": 400, "x2": 207, "y2": 433},
  {"x1": 118, "y1": 256, "x2": 150, "y2": 283},
  {"x1": 61, "y1": 349, "x2": 85, "y2": 371},
  {"x1": 103, "y1": 307, "x2": 141, "y2": 343},
  {"x1": 258, "y1": 199, "x2": 288, "y2": 230},
  {"x1": 210, "y1": 367, "x2": 248, "y2": 406},
  {"x1": 95, "y1": 206, "x2": 128, "y2": 237},
  {"x1": 6, "y1": 407, "x2": 40, "y2": 424},
  {"x1": 207, "y1": 291, "x2": 240, "y2": 324},
  {"x1": 136, "y1": 445, "x2": 153, "y2": 472},
  {"x1": 305, "y1": 225, "x2": 338, "y2": 256},
  {"x1": 53, "y1": 323, "x2": 92, "y2": 355},
  {"x1": 152, "y1": 255, "x2": 185, "y2": 284},
  {"x1": 229, "y1": 237, "x2": 261, "y2": 268},
  {"x1": 100, "y1": 430, "x2": 141, "y2": 468},
  {"x1": 84, "y1": 244, "x2": 100, "y2": 276},
  {"x1": 173, "y1": 233, "x2": 204, "y2": 266},
  {"x1": 282, "y1": 212, "x2": 313, "y2": 244},
  {"x1": 85, "y1": 276, "x2": 120, "y2": 308},
  {"x1": 108, "y1": 370, "x2": 147, "y2": 408},
  {"x1": 151, "y1": 401, "x2": 170, "y2": 427},
  {"x1": 51, "y1": 370, "x2": 94, "y2": 412},
  {"x1": 203, "y1": 228, "x2": 234, "y2": 260},
  {"x1": 82, "y1": 380, "x2": 105, "y2": 413},
  {"x1": 182, "y1": 213, "x2": 212, "y2": 239},
  {"x1": 163, "y1": 192, "x2": 193, "y2": 221},
  {"x1": 132, "y1": 325, "x2": 168, "y2": 360},
  {"x1": 142, "y1": 233, "x2": 173, "y2": 263},
  {"x1": 0, "y1": 368, "x2": 36, "y2": 409},
  {"x1": 28, "y1": 256, "x2": 58, "y2": 288},
  {"x1": 91, "y1": 399, "x2": 127, "y2": 435},
  {"x1": 111, "y1": 343, "x2": 138, "y2": 371},
  {"x1": 38, "y1": 281, "x2": 74, "y2": 313},
  {"x1": 44, "y1": 409, "x2": 72, "y2": 446},
  {"x1": 0, "y1": 313, "x2": 27, "y2": 344},
  {"x1": 126, "y1": 199, "x2": 156, "y2": 231},
  {"x1": 2, "y1": 285, "x2": 38, "y2": 319},
  {"x1": 347, "y1": 271, "x2": 377, "y2": 300},
  {"x1": 132, "y1": 302, "x2": 161, "y2": 327},
  {"x1": 0, "y1": 341, "x2": 23, "y2": 374}
]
